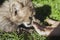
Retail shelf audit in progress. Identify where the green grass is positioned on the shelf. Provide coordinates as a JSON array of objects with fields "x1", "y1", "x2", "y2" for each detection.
[
  {"x1": 0, "y1": 0, "x2": 60, "y2": 40},
  {"x1": 0, "y1": 31, "x2": 46, "y2": 40},
  {"x1": 33, "y1": 0, "x2": 60, "y2": 21}
]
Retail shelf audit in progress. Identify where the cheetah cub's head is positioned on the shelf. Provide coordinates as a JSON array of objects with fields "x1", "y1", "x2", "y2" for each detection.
[{"x1": 10, "y1": 1, "x2": 35, "y2": 27}]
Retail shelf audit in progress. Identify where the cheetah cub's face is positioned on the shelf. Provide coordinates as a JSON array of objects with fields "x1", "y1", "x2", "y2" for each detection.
[{"x1": 10, "y1": 0, "x2": 35, "y2": 27}]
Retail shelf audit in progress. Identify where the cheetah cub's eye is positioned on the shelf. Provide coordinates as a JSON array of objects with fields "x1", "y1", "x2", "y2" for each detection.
[
  {"x1": 15, "y1": 10, "x2": 17, "y2": 15},
  {"x1": 13, "y1": 3, "x2": 22, "y2": 16}
]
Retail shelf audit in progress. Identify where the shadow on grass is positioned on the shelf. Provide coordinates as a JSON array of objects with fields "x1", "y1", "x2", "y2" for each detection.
[{"x1": 34, "y1": 5, "x2": 51, "y2": 22}]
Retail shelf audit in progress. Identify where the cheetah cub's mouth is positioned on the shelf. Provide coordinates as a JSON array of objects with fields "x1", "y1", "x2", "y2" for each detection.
[{"x1": 23, "y1": 22, "x2": 32, "y2": 27}]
